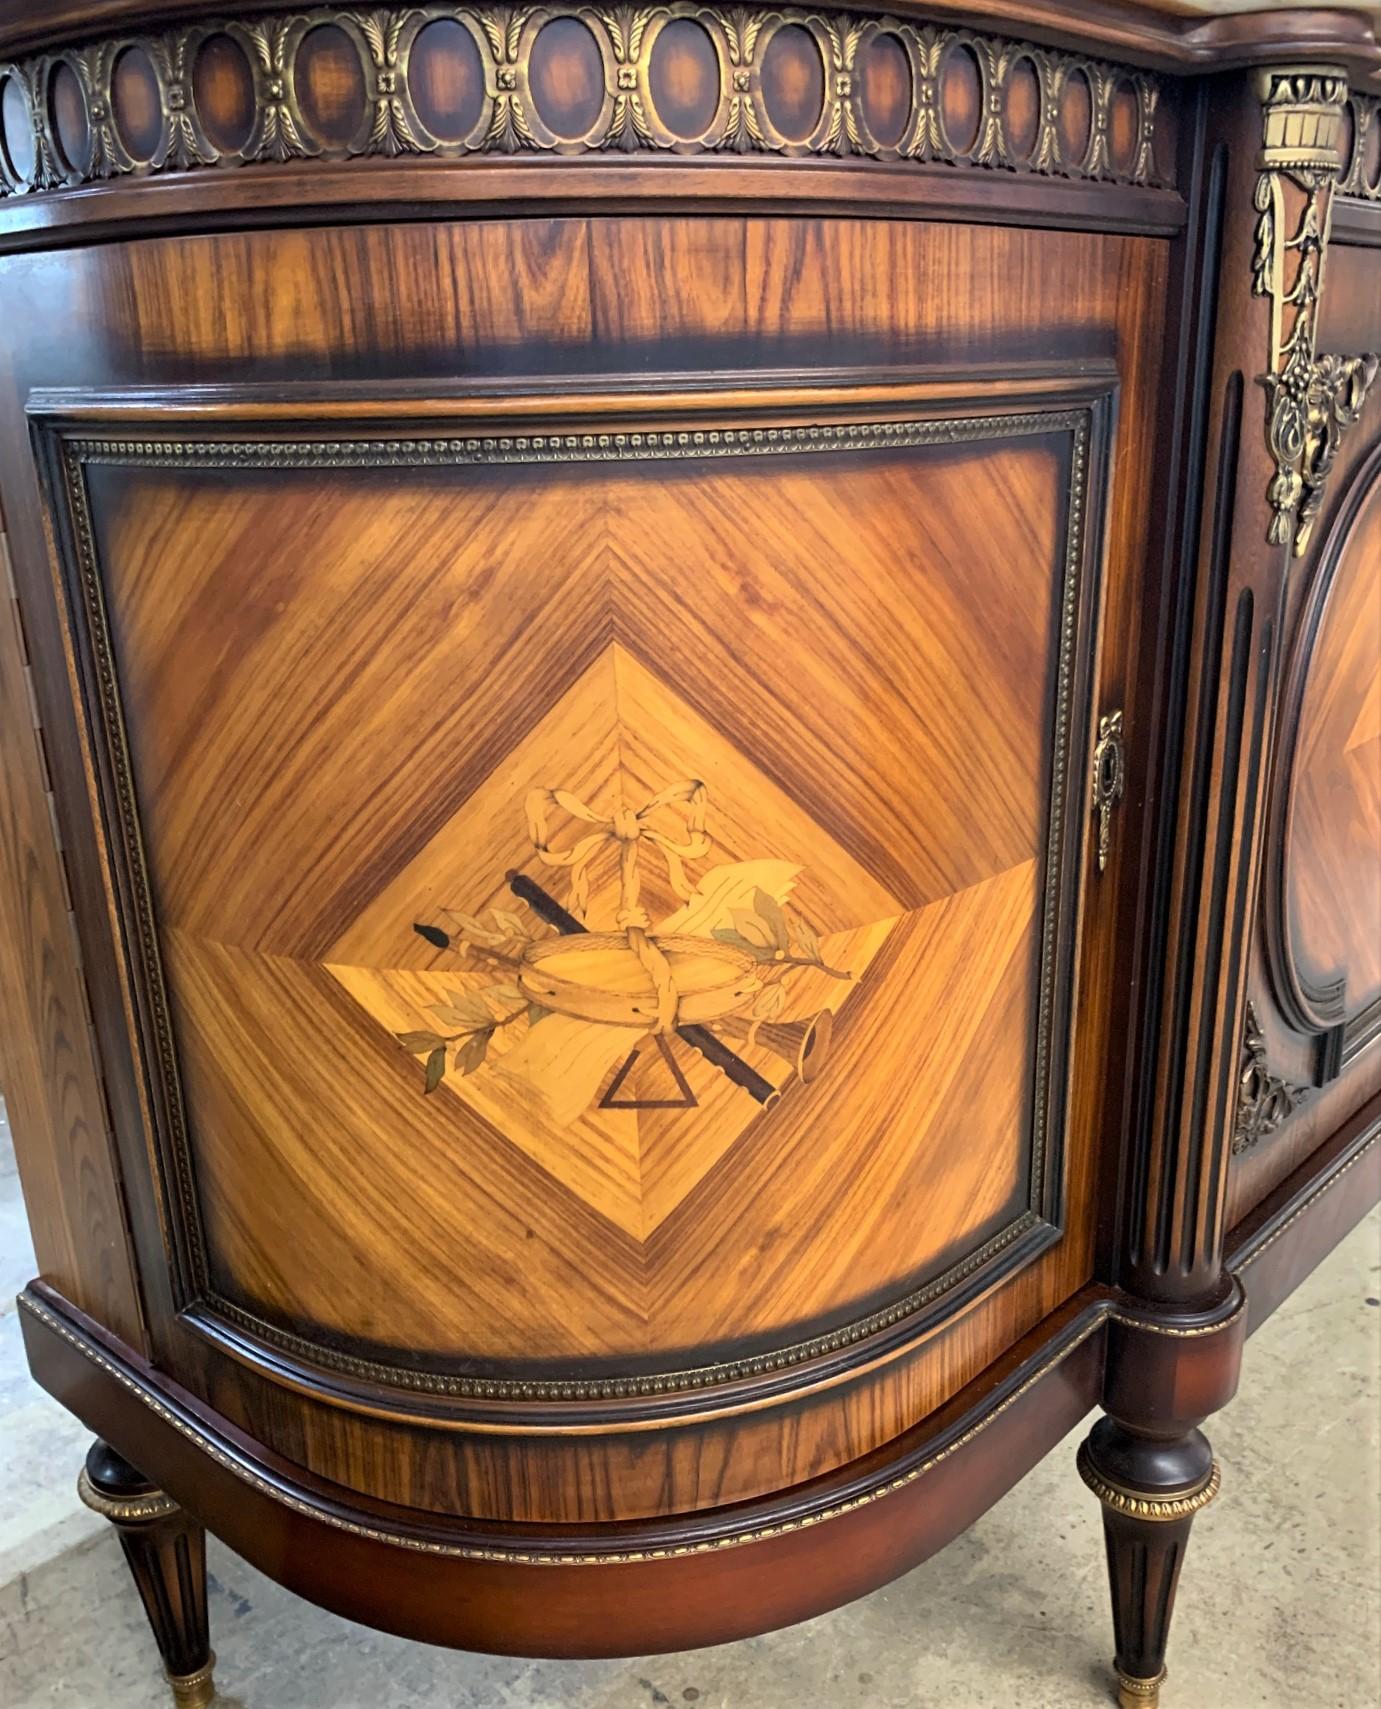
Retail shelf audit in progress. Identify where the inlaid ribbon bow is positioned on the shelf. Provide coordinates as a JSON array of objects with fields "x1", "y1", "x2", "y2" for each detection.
[{"x1": 524, "y1": 780, "x2": 711, "y2": 1033}]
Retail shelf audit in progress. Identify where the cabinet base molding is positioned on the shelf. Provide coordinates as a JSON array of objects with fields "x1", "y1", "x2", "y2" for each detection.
[
  {"x1": 15, "y1": 1099, "x2": 1376, "y2": 1684},
  {"x1": 1228, "y1": 1102, "x2": 1381, "y2": 1333},
  {"x1": 23, "y1": 1283, "x2": 1112, "y2": 1654},
  {"x1": 21, "y1": 1092, "x2": 1377, "y2": 1664}
]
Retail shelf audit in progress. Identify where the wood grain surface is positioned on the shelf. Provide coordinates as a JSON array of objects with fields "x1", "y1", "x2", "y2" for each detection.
[{"x1": 0, "y1": 524, "x2": 143, "y2": 1348}]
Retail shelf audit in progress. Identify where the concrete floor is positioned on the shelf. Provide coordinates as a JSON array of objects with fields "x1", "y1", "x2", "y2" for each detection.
[{"x1": 1, "y1": 1095, "x2": 1377, "y2": 1708}]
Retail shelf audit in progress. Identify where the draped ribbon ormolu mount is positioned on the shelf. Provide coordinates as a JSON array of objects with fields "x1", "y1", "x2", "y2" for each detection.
[{"x1": 524, "y1": 782, "x2": 712, "y2": 1035}]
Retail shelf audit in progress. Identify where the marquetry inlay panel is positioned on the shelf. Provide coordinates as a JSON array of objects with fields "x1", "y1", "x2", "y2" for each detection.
[
  {"x1": 1276, "y1": 461, "x2": 1381, "y2": 1058},
  {"x1": 40, "y1": 393, "x2": 1107, "y2": 1404},
  {"x1": 0, "y1": 4, "x2": 1171, "y2": 198}
]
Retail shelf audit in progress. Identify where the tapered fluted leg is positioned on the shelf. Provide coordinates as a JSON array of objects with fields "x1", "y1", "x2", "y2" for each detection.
[
  {"x1": 79, "y1": 1439, "x2": 216, "y2": 1707},
  {"x1": 1077, "y1": 1418, "x2": 1221, "y2": 1709}
]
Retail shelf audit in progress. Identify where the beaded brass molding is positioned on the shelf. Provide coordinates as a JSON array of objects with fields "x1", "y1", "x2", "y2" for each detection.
[
  {"x1": 1339, "y1": 92, "x2": 1380, "y2": 201},
  {"x1": 42, "y1": 398, "x2": 1103, "y2": 1407},
  {"x1": 0, "y1": 4, "x2": 1170, "y2": 198},
  {"x1": 167, "y1": 1660, "x2": 218, "y2": 1709},
  {"x1": 213, "y1": 1212, "x2": 1045, "y2": 1401},
  {"x1": 1230, "y1": 1125, "x2": 1379, "y2": 1267},
  {"x1": 76, "y1": 1466, "x2": 181, "y2": 1523},
  {"x1": 25, "y1": 1290, "x2": 1106, "y2": 1562},
  {"x1": 1251, "y1": 67, "x2": 1379, "y2": 556},
  {"x1": 1115, "y1": 1667, "x2": 1167, "y2": 1709},
  {"x1": 1107, "y1": 1291, "x2": 1246, "y2": 1339},
  {"x1": 1232, "y1": 1001, "x2": 1310, "y2": 1156},
  {"x1": 1076, "y1": 1444, "x2": 1222, "y2": 1522}
]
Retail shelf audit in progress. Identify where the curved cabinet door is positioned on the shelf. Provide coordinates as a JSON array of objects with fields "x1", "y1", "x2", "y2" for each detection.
[
  {"x1": 11, "y1": 210, "x2": 1154, "y2": 1524},
  {"x1": 1278, "y1": 456, "x2": 1381, "y2": 1060},
  {"x1": 1233, "y1": 214, "x2": 1381, "y2": 1208}
]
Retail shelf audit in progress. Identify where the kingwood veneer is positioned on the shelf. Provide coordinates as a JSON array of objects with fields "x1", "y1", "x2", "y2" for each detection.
[{"x1": 0, "y1": 2, "x2": 1377, "y2": 1705}]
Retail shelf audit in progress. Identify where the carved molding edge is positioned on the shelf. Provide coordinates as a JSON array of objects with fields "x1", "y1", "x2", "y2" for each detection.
[
  {"x1": 0, "y1": 5, "x2": 1172, "y2": 200},
  {"x1": 1251, "y1": 67, "x2": 1379, "y2": 557},
  {"x1": 1232, "y1": 1001, "x2": 1310, "y2": 1156}
]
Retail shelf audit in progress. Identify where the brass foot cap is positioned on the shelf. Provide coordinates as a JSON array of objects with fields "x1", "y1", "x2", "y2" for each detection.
[
  {"x1": 167, "y1": 1654, "x2": 216, "y2": 1708},
  {"x1": 1116, "y1": 1664, "x2": 1167, "y2": 1709}
]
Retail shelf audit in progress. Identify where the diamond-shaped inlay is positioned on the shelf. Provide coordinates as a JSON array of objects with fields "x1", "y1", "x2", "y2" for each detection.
[{"x1": 328, "y1": 643, "x2": 902, "y2": 1239}]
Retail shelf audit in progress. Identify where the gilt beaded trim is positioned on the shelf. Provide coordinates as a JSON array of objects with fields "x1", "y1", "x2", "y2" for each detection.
[
  {"x1": 1106, "y1": 1290, "x2": 1246, "y2": 1339},
  {"x1": 76, "y1": 1466, "x2": 181, "y2": 1523},
  {"x1": 1231, "y1": 1126, "x2": 1379, "y2": 1268},
  {"x1": 1076, "y1": 1442, "x2": 1221, "y2": 1522},
  {"x1": 1115, "y1": 1669, "x2": 1168, "y2": 1702}
]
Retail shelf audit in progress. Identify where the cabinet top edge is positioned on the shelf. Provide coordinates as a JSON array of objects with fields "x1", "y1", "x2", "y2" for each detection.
[
  {"x1": 0, "y1": 1, "x2": 1201, "y2": 233},
  {"x1": 2, "y1": 0, "x2": 1377, "y2": 241},
  {"x1": 1, "y1": 0, "x2": 1377, "y2": 78}
]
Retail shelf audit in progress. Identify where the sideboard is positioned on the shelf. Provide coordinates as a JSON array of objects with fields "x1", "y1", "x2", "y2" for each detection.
[{"x1": 0, "y1": 2, "x2": 1376, "y2": 1705}]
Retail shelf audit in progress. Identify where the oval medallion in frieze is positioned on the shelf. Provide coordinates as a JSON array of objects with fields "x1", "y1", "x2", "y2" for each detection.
[
  {"x1": 0, "y1": 67, "x2": 37, "y2": 188},
  {"x1": 1107, "y1": 76, "x2": 1140, "y2": 177},
  {"x1": 1356, "y1": 96, "x2": 1381, "y2": 195},
  {"x1": 857, "y1": 27, "x2": 911, "y2": 153},
  {"x1": 647, "y1": 17, "x2": 720, "y2": 143},
  {"x1": 293, "y1": 22, "x2": 369, "y2": 150},
  {"x1": 407, "y1": 16, "x2": 486, "y2": 146},
  {"x1": 757, "y1": 21, "x2": 825, "y2": 147},
  {"x1": 49, "y1": 59, "x2": 91, "y2": 178},
  {"x1": 1059, "y1": 64, "x2": 1093, "y2": 172},
  {"x1": 527, "y1": 16, "x2": 609, "y2": 143},
  {"x1": 938, "y1": 38, "x2": 983, "y2": 156},
  {"x1": 192, "y1": 32, "x2": 256, "y2": 155},
  {"x1": 0, "y1": 4, "x2": 1176, "y2": 204},
  {"x1": 1004, "y1": 52, "x2": 1040, "y2": 164},
  {"x1": 111, "y1": 42, "x2": 164, "y2": 162},
  {"x1": 1269, "y1": 448, "x2": 1381, "y2": 1065},
  {"x1": 1336, "y1": 92, "x2": 1381, "y2": 202}
]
